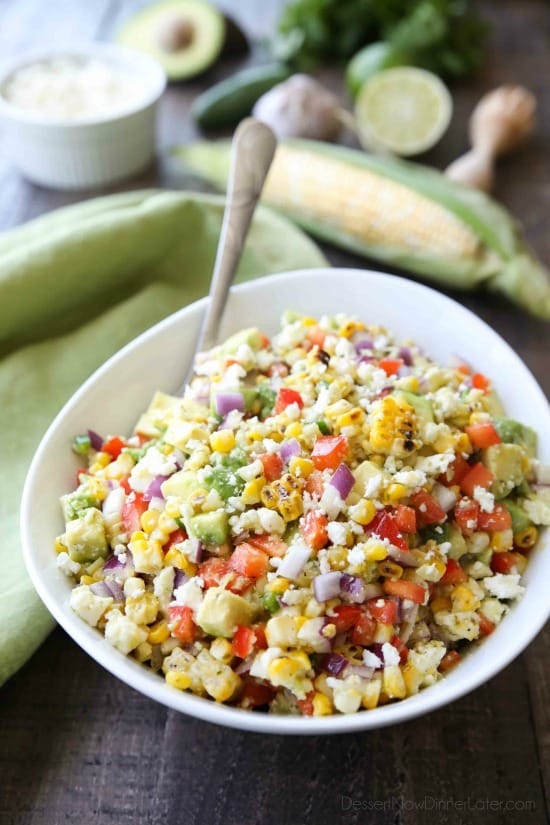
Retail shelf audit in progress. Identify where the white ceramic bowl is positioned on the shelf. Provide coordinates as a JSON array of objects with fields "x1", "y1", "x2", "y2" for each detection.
[
  {"x1": 0, "y1": 44, "x2": 166, "y2": 190},
  {"x1": 21, "y1": 269, "x2": 550, "y2": 734}
]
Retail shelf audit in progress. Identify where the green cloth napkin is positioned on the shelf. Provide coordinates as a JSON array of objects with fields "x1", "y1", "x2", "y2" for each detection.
[{"x1": 0, "y1": 189, "x2": 327, "y2": 686}]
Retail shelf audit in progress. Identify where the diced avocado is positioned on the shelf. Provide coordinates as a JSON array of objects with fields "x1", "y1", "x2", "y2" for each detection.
[
  {"x1": 447, "y1": 525, "x2": 468, "y2": 560},
  {"x1": 482, "y1": 443, "x2": 526, "y2": 499},
  {"x1": 117, "y1": 0, "x2": 225, "y2": 81},
  {"x1": 61, "y1": 490, "x2": 99, "y2": 521},
  {"x1": 395, "y1": 390, "x2": 434, "y2": 423},
  {"x1": 349, "y1": 460, "x2": 389, "y2": 504},
  {"x1": 220, "y1": 327, "x2": 264, "y2": 355},
  {"x1": 64, "y1": 508, "x2": 108, "y2": 564},
  {"x1": 421, "y1": 523, "x2": 467, "y2": 559},
  {"x1": 421, "y1": 523, "x2": 452, "y2": 545},
  {"x1": 503, "y1": 500, "x2": 533, "y2": 535},
  {"x1": 161, "y1": 470, "x2": 201, "y2": 499},
  {"x1": 483, "y1": 392, "x2": 505, "y2": 418},
  {"x1": 205, "y1": 465, "x2": 244, "y2": 501},
  {"x1": 188, "y1": 510, "x2": 229, "y2": 545},
  {"x1": 262, "y1": 591, "x2": 280, "y2": 614},
  {"x1": 197, "y1": 587, "x2": 254, "y2": 637},
  {"x1": 134, "y1": 391, "x2": 181, "y2": 437},
  {"x1": 164, "y1": 419, "x2": 209, "y2": 451},
  {"x1": 493, "y1": 417, "x2": 537, "y2": 457}
]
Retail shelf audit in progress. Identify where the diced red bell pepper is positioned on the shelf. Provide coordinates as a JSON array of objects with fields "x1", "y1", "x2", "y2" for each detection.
[
  {"x1": 367, "y1": 510, "x2": 409, "y2": 551},
  {"x1": 478, "y1": 612, "x2": 495, "y2": 636},
  {"x1": 390, "y1": 635, "x2": 409, "y2": 664},
  {"x1": 439, "y1": 558, "x2": 468, "y2": 585},
  {"x1": 393, "y1": 505, "x2": 417, "y2": 534},
  {"x1": 350, "y1": 612, "x2": 377, "y2": 646},
  {"x1": 477, "y1": 503, "x2": 512, "y2": 533},
  {"x1": 460, "y1": 462, "x2": 494, "y2": 497},
  {"x1": 258, "y1": 452, "x2": 284, "y2": 482},
  {"x1": 409, "y1": 490, "x2": 446, "y2": 527},
  {"x1": 275, "y1": 388, "x2": 304, "y2": 415},
  {"x1": 307, "y1": 326, "x2": 327, "y2": 349},
  {"x1": 331, "y1": 604, "x2": 363, "y2": 633},
  {"x1": 378, "y1": 358, "x2": 403, "y2": 377},
  {"x1": 121, "y1": 491, "x2": 148, "y2": 535},
  {"x1": 229, "y1": 543, "x2": 270, "y2": 579},
  {"x1": 240, "y1": 679, "x2": 276, "y2": 708},
  {"x1": 164, "y1": 528, "x2": 186, "y2": 552},
  {"x1": 305, "y1": 471, "x2": 325, "y2": 499},
  {"x1": 297, "y1": 691, "x2": 315, "y2": 716},
  {"x1": 246, "y1": 534, "x2": 287, "y2": 557},
  {"x1": 439, "y1": 650, "x2": 461, "y2": 671},
  {"x1": 102, "y1": 436, "x2": 126, "y2": 458},
  {"x1": 300, "y1": 510, "x2": 329, "y2": 551},
  {"x1": 168, "y1": 605, "x2": 195, "y2": 645},
  {"x1": 232, "y1": 626, "x2": 257, "y2": 659},
  {"x1": 465, "y1": 422, "x2": 502, "y2": 449},
  {"x1": 454, "y1": 497, "x2": 480, "y2": 536},
  {"x1": 439, "y1": 453, "x2": 471, "y2": 487},
  {"x1": 383, "y1": 579, "x2": 427, "y2": 605},
  {"x1": 198, "y1": 557, "x2": 232, "y2": 589},
  {"x1": 472, "y1": 372, "x2": 491, "y2": 392},
  {"x1": 119, "y1": 475, "x2": 132, "y2": 494},
  {"x1": 366, "y1": 598, "x2": 398, "y2": 625},
  {"x1": 490, "y1": 551, "x2": 518, "y2": 574},
  {"x1": 311, "y1": 435, "x2": 348, "y2": 471}
]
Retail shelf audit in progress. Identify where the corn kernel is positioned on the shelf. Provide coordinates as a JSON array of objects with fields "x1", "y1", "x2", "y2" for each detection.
[
  {"x1": 397, "y1": 375, "x2": 420, "y2": 393},
  {"x1": 490, "y1": 529, "x2": 514, "y2": 553},
  {"x1": 383, "y1": 483, "x2": 408, "y2": 504},
  {"x1": 80, "y1": 575, "x2": 95, "y2": 586},
  {"x1": 131, "y1": 531, "x2": 147, "y2": 543},
  {"x1": 364, "y1": 543, "x2": 388, "y2": 562},
  {"x1": 277, "y1": 490, "x2": 304, "y2": 522},
  {"x1": 88, "y1": 477, "x2": 108, "y2": 501},
  {"x1": 455, "y1": 433, "x2": 473, "y2": 455},
  {"x1": 148, "y1": 620, "x2": 170, "y2": 645},
  {"x1": 312, "y1": 692, "x2": 333, "y2": 715},
  {"x1": 158, "y1": 513, "x2": 178, "y2": 533},
  {"x1": 339, "y1": 319, "x2": 365, "y2": 338},
  {"x1": 336, "y1": 408, "x2": 364, "y2": 429},
  {"x1": 164, "y1": 547, "x2": 197, "y2": 576},
  {"x1": 266, "y1": 577, "x2": 290, "y2": 594},
  {"x1": 431, "y1": 596, "x2": 452, "y2": 613},
  {"x1": 383, "y1": 664, "x2": 407, "y2": 699},
  {"x1": 451, "y1": 584, "x2": 480, "y2": 612},
  {"x1": 301, "y1": 316, "x2": 317, "y2": 327},
  {"x1": 373, "y1": 622, "x2": 394, "y2": 643},
  {"x1": 289, "y1": 456, "x2": 314, "y2": 478},
  {"x1": 242, "y1": 476, "x2": 266, "y2": 506},
  {"x1": 402, "y1": 662, "x2": 422, "y2": 696},
  {"x1": 134, "y1": 641, "x2": 153, "y2": 663},
  {"x1": 362, "y1": 675, "x2": 382, "y2": 709},
  {"x1": 349, "y1": 498, "x2": 376, "y2": 526},
  {"x1": 93, "y1": 451, "x2": 111, "y2": 468},
  {"x1": 378, "y1": 560, "x2": 403, "y2": 579},
  {"x1": 140, "y1": 509, "x2": 159, "y2": 534},
  {"x1": 164, "y1": 499, "x2": 183, "y2": 519},
  {"x1": 165, "y1": 670, "x2": 192, "y2": 691},
  {"x1": 55, "y1": 538, "x2": 67, "y2": 554},
  {"x1": 284, "y1": 422, "x2": 302, "y2": 439},
  {"x1": 130, "y1": 538, "x2": 149, "y2": 554},
  {"x1": 247, "y1": 429, "x2": 264, "y2": 442},
  {"x1": 210, "y1": 429, "x2": 235, "y2": 453},
  {"x1": 514, "y1": 526, "x2": 538, "y2": 550},
  {"x1": 210, "y1": 638, "x2": 234, "y2": 664}
]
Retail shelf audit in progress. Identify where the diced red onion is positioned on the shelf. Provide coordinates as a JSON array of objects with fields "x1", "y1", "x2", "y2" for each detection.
[
  {"x1": 90, "y1": 582, "x2": 112, "y2": 598},
  {"x1": 330, "y1": 463, "x2": 355, "y2": 501},
  {"x1": 235, "y1": 657, "x2": 253, "y2": 675},
  {"x1": 321, "y1": 652, "x2": 349, "y2": 677},
  {"x1": 103, "y1": 555, "x2": 124, "y2": 571},
  {"x1": 143, "y1": 475, "x2": 168, "y2": 502},
  {"x1": 277, "y1": 544, "x2": 310, "y2": 580},
  {"x1": 87, "y1": 429, "x2": 104, "y2": 451},
  {"x1": 359, "y1": 354, "x2": 376, "y2": 364},
  {"x1": 354, "y1": 337, "x2": 373, "y2": 353},
  {"x1": 373, "y1": 386, "x2": 393, "y2": 400},
  {"x1": 280, "y1": 438, "x2": 301, "y2": 462},
  {"x1": 214, "y1": 392, "x2": 244, "y2": 416},
  {"x1": 431, "y1": 482, "x2": 458, "y2": 513},
  {"x1": 173, "y1": 569, "x2": 189, "y2": 590},
  {"x1": 369, "y1": 643, "x2": 385, "y2": 664},
  {"x1": 345, "y1": 664, "x2": 375, "y2": 680},
  {"x1": 387, "y1": 545, "x2": 419, "y2": 567},
  {"x1": 313, "y1": 572, "x2": 342, "y2": 602},
  {"x1": 104, "y1": 579, "x2": 124, "y2": 602},
  {"x1": 397, "y1": 365, "x2": 412, "y2": 377},
  {"x1": 187, "y1": 537, "x2": 203, "y2": 563},
  {"x1": 398, "y1": 603, "x2": 419, "y2": 644},
  {"x1": 340, "y1": 574, "x2": 380, "y2": 604},
  {"x1": 387, "y1": 594, "x2": 404, "y2": 623},
  {"x1": 102, "y1": 487, "x2": 125, "y2": 520},
  {"x1": 398, "y1": 346, "x2": 413, "y2": 366}
]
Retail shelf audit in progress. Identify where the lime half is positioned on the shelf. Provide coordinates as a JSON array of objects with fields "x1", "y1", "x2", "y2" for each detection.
[{"x1": 355, "y1": 67, "x2": 453, "y2": 156}]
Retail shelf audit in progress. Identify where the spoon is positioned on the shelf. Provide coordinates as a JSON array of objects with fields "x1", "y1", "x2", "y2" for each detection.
[{"x1": 179, "y1": 117, "x2": 277, "y2": 394}]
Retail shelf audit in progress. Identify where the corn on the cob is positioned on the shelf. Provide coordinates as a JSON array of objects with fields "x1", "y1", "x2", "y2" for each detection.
[{"x1": 177, "y1": 139, "x2": 550, "y2": 318}]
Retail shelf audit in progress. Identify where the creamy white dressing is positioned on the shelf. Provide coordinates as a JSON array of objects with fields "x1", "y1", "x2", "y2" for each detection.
[{"x1": 2, "y1": 56, "x2": 143, "y2": 120}]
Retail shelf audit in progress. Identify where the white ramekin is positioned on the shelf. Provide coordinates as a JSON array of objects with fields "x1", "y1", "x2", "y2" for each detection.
[{"x1": 0, "y1": 44, "x2": 166, "y2": 190}]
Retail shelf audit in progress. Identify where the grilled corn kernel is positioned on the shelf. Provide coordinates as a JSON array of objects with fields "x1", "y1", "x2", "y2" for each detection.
[
  {"x1": 369, "y1": 395, "x2": 418, "y2": 457},
  {"x1": 431, "y1": 597, "x2": 452, "y2": 614},
  {"x1": 268, "y1": 651, "x2": 311, "y2": 690},
  {"x1": 348, "y1": 499, "x2": 376, "y2": 526},
  {"x1": 165, "y1": 670, "x2": 192, "y2": 691},
  {"x1": 383, "y1": 483, "x2": 408, "y2": 504},
  {"x1": 284, "y1": 422, "x2": 302, "y2": 439},
  {"x1": 241, "y1": 476, "x2": 266, "y2": 506},
  {"x1": 490, "y1": 529, "x2": 514, "y2": 553},
  {"x1": 326, "y1": 546, "x2": 348, "y2": 570},
  {"x1": 247, "y1": 429, "x2": 264, "y2": 442},
  {"x1": 278, "y1": 490, "x2": 304, "y2": 522},
  {"x1": 364, "y1": 543, "x2": 388, "y2": 562},
  {"x1": 80, "y1": 575, "x2": 95, "y2": 586},
  {"x1": 55, "y1": 538, "x2": 67, "y2": 553},
  {"x1": 378, "y1": 560, "x2": 403, "y2": 579},
  {"x1": 148, "y1": 620, "x2": 170, "y2": 645},
  {"x1": 134, "y1": 642, "x2": 153, "y2": 663},
  {"x1": 336, "y1": 408, "x2": 364, "y2": 429},
  {"x1": 210, "y1": 429, "x2": 235, "y2": 453},
  {"x1": 140, "y1": 509, "x2": 159, "y2": 533},
  {"x1": 312, "y1": 692, "x2": 333, "y2": 715},
  {"x1": 260, "y1": 485, "x2": 279, "y2": 509},
  {"x1": 210, "y1": 638, "x2": 234, "y2": 664},
  {"x1": 514, "y1": 526, "x2": 538, "y2": 550},
  {"x1": 451, "y1": 584, "x2": 480, "y2": 612},
  {"x1": 289, "y1": 456, "x2": 314, "y2": 478},
  {"x1": 266, "y1": 577, "x2": 290, "y2": 594}
]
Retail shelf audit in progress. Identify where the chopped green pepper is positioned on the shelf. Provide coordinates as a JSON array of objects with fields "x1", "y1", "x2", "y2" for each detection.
[{"x1": 71, "y1": 434, "x2": 91, "y2": 456}]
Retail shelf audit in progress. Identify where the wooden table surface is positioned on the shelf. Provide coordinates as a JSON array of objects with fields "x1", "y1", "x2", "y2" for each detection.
[{"x1": 1, "y1": 1, "x2": 549, "y2": 824}]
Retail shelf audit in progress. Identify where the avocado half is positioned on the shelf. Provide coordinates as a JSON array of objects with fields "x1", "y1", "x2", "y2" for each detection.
[{"x1": 117, "y1": 0, "x2": 226, "y2": 81}]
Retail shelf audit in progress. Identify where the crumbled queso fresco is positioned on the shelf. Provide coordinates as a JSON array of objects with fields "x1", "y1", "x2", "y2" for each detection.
[{"x1": 56, "y1": 312, "x2": 549, "y2": 716}]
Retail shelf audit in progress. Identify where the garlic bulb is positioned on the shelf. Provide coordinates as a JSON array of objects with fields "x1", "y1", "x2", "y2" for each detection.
[{"x1": 252, "y1": 74, "x2": 342, "y2": 141}]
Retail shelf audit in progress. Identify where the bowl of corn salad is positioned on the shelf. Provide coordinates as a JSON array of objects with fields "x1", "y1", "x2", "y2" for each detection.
[{"x1": 22, "y1": 269, "x2": 550, "y2": 733}]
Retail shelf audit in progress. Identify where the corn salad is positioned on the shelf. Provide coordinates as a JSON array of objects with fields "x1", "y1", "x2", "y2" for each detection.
[{"x1": 56, "y1": 312, "x2": 549, "y2": 716}]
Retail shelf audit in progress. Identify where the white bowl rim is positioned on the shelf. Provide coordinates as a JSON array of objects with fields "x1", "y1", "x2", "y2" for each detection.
[
  {"x1": 0, "y1": 43, "x2": 166, "y2": 127},
  {"x1": 21, "y1": 267, "x2": 550, "y2": 735}
]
